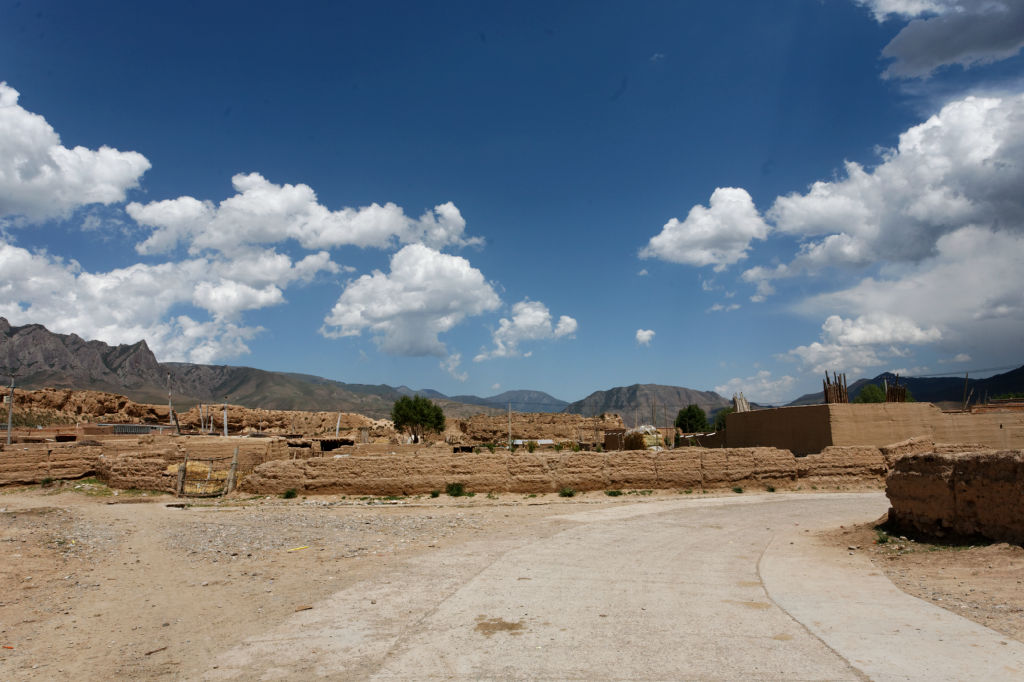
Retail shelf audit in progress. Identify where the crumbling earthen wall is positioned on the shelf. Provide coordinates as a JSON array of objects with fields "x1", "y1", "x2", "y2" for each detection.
[
  {"x1": 444, "y1": 413, "x2": 626, "y2": 445},
  {"x1": 796, "y1": 446, "x2": 886, "y2": 483},
  {"x1": 176, "y1": 406, "x2": 392, "y2": 439},
  {"x1": 0, "y1": 443, "x2": 101, "y2": 485},
  {"x1": 13, "y1": 388, "x2": 165, "y2": 423},
  {"x1": 238, "y1": 446, "x2": 807, "y2": 496},
  {"x1": 878, "y1": 436, "x2": 989, "y2": 468},
  {"x1": 0, "y1": 434, "x2": 301, "y2": 488},
  {"x1": 886, "y1": 449, "x2": 1024, "y2": 544},
  {"x1": 726, "y1": 403, "x2": 1024, "y2": 455}
]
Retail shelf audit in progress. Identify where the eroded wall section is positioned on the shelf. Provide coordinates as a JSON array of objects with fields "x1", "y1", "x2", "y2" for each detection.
[{"x1": 887, "y1": 450, "x2": 1024, "y2": 545}]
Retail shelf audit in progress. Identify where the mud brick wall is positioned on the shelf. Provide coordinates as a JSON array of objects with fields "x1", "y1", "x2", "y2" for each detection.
[
  {"x1": 886, "y1": 450, "x2": 1024, "y2": 544},
  {"x1": 0, "y1": 443, "x2": 101, "y2": 485},
  {"x1": 238, "y1": 447, "x2": 803, "y2": 496}
]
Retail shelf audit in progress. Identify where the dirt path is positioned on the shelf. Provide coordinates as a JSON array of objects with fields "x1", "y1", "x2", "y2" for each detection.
[{"x1": 2, "y1": 485, "x2": 1022, "y2": 680}]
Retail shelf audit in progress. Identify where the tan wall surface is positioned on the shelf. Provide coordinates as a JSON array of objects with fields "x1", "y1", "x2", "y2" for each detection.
[
  {"x1": 887, "y1": 450, "x2": 1024, "y2": 544},
  {"x1": 725, "y1": 403, "x2": 1024, "y2": 455},
  {"x1": 796, "y1": 446, "x2": 887, "y2": 482},
  {"x1": 725, "y1": 405, "x2": 832, "y2": 455},
  {"x1": 238, "y1": 447, "x2": 806, "y2": 496},
  {"x1": 0, "y1": 443, "x2": 101, "y2": 485}
]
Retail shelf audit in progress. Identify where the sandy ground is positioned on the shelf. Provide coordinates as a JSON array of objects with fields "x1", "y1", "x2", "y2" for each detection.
[
  {"x1": 1, "y1": 481, "x2": 1021, "y2": 680},
  {"x1": 827, "y1": 520, "x2": 1024, "y2": 643}
]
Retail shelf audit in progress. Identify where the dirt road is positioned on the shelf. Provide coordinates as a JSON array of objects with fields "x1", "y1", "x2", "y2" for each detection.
[{"x1": 4, "y1": 487, "x2": 1023, "y2": 680}]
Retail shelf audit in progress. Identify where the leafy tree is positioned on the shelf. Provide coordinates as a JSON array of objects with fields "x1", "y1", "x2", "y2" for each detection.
[
  {"x1": 854, "y1": 383, "x2": 915, "y2": 403},
  {"x1": 854, "y1": 384, "x2": 885, "y2": 403},
  {"x1": 713, "y1": 406, "x2": 736, "y2": 431},
  {"x1": 390, "y1": 395, "x2": 445, "y2": 443},
  {"x1": 674, "y1": 404, "x2": 709, "y2": 432}
]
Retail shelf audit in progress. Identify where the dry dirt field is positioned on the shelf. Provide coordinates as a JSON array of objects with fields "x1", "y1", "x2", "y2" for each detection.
[
  {"x1": 1, "y1": 482, "x2": 1021, "y2": 680},
  {"x1": 827, "y1": 520, "x2": 1024, "y2": 642}
]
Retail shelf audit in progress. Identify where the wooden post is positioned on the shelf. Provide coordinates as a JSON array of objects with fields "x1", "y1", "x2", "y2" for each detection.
[
  {"x1": 176, "y1": 457, "x2": 187, "y2": 497},
  {"x1": 225, "y1": 446, "x2": 239, "y2": 495},
  {"x1": 6, "y1": 377, "x2": 13, "y2": 446}
]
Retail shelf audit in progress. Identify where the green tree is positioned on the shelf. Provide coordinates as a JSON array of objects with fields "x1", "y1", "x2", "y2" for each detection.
[
  {"x1": 674, "y1": 404, "x2": 709, "y2": 432},
  {"x1": 713, "y1": 406, "x2": 736, "y2": 431},
  {"x1": 390, "y1": 395, "x2": 445, "y2": 443},
  {"x1": 853, "y1": 384, "x2": 885, "y2": 403},
  {"x1": 854, "y1": 383, "x2": 915, "y2": 403}
]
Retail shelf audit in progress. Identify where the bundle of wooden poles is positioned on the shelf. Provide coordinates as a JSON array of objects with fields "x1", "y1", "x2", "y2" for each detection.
[{"x1": 823, "y1": 372, "x2": 849, "y2": 403}]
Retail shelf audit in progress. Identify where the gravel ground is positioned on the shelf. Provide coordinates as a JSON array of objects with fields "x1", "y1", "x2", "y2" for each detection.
[{"x1": 3, "y1": 481, "x2": 1020, "y2": 680}]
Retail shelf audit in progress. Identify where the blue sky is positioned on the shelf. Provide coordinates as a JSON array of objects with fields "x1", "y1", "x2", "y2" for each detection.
[{"x1": 1, "y1": 0, "x2": 1023, "y2": 404}]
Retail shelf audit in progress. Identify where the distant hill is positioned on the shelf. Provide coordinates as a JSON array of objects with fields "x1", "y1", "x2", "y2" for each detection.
[
  {"x1": 450, "y1": 389, "x2": 569, "y2": 413},
  {"x1": 0, "y1": 318, "x2": 499, "y2": 419},
  {"x1": 0, "y1": 317, "x2": 749, "y2": 425},
  {"x1": 787, "y1": 365, "x2": 1024, "y2": 406},
  {"x1": 563, "y1": 384, "x2": 731, "y2": 428}
]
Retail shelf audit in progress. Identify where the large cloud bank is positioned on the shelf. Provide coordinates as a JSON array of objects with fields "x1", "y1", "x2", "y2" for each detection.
[{"x1": 0, "y1": 84, "x2": 576, "y2": 371}]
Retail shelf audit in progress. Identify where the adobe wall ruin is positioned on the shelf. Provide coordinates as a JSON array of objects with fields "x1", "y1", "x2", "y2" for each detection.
[
  {"x1": 725, "y1": 403, "x2": 1024, "y2": 455},
  {"x1": 236, "y1": 445, "x2": 886, "y2": 496},
  {"x1": 443, "y1": 412, "x2": 625, "y2": 445},
  {"x1": 886, "y1": 449, "x2": 1024, "y2": 545},
  {"x1": 0, "y1": 435, "x2": 298, "y2": 490}
]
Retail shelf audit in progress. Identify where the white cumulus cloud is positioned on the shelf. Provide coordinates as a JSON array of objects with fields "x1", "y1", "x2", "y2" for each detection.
[
  {"x1": 127, "y1": 172, "x2": 480, "y2": 255},
  {"x1": 474, "y1": 300, "x2": 578, "y2": 361},
  {"x1": 715, "y1": 371, "x2": 797, "y2": 405},
  {"x1": 0, "y1": 82, "x2": 150, "y2": 222},
  {"x1": 797, "y1": 225, "x2": 1024, "y2": 366},
  {"x1": 786, "y1": 313, "x2": 942, "y2": 374},
  {"x1": 0, "y1": 239, "x2": 337, "y2": 363},
  {"x1": 640, "y1": 187, "x2": 769, "y2": 271},
  {"x1": 441, "y1": 353, "x2": 468, "y2": 382},
  {"x1": 635, "y1": 329, "x2": 655, "y2": 346},
  {"x1": 321, "y1": 243, "x2": 501, "y2": 357}
]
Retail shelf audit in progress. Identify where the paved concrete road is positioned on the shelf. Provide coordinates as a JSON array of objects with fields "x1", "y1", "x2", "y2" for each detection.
[{"x1": 207, "y1": 493, "x2": 1024, "y2": 680}]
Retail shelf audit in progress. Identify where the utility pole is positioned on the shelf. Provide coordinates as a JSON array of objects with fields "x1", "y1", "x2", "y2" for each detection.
[
  {"x1": 335, "y1": 412, "x2": 341, "y2": 438},
  {"x1": 223, "y1": 398, "x2": 228, "y2": 437},
  {"x1": 167, "y1": 372, "x2": 173, "y2": 427},
  {"x1": 5, "y1": 375, "x2": 13, "y2": 446},
  {"x1": 508, "y1": 402, "x2": 512, "y2": 450}
]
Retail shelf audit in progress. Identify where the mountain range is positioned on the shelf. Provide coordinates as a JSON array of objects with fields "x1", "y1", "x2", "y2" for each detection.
[
  {"x1": 785, "y1": 367, "x2": 1024, "y2": 408},
  {"x1": 2, "y1": 317, "x2": 1020, "y2": 422}
]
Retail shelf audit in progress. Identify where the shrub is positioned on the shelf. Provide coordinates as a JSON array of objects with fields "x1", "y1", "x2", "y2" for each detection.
[
  {"x1": 766, "y1": 485, "x2": 776, "y2": 493},
  {"x1": 605, "y1": 489, "x2": 623, "y2": 497},
  {"x1": 282, "y1": 488, "x2": 298, "y2": 499},
  {"x1": 558, "y1": 487, "x2": 576, "y2": 497},
  {"x1": 732, "y1": 486, "x2": 744, "y2": 494},
  {"x1": 485, "y1": 443, "x2": 496, "y2": 453},
  {"x1": 526, "y1": 440, "x2": 537, "y2": 453},
  {"x1": 553, "y1": 443, "x2": 563, "y2": 452},
  {"x1": 430, "y1": 489, "x2": 440, "y2": 498},
  {"x1": 571, "y1": 443, "x2": 581, "y2": 452},
  {"x1": 445, "y1": 482, "x2": 466, "y2": 497},
  {"x1": 40, "y1": 476, "x2": 55, "y2": 487}
]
